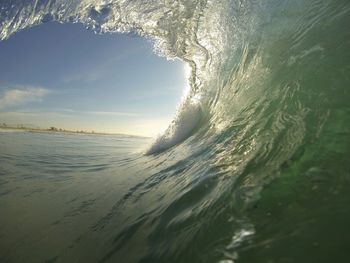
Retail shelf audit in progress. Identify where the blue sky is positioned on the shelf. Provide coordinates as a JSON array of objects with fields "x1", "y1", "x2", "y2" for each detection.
[{"x1": 0, "y1": 22, "x2": 186, "y2": 136}]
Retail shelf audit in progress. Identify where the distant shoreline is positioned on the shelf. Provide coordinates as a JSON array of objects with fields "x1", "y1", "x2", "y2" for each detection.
[{"x1": 0, "y1": 126, "x2": 150, "y2": 138}]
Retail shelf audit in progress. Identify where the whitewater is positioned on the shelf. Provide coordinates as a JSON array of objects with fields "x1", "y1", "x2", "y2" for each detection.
[{"x1": 1, "y1": 0, "x2": 350, "y2": 262}]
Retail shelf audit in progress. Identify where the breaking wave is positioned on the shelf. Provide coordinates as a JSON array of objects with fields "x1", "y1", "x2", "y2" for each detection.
[{"x1": 1, "y1": 0, "x2": 350, "y2": 262}]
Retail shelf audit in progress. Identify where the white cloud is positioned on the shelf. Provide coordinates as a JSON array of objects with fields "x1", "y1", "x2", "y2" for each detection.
[{"x1": 0, "y1": 87, "x2": 49, "y2": 109}]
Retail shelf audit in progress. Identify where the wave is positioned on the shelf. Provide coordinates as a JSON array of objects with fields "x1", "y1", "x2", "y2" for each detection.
[
  {"x1": 146, "y1": 98, "x2": 203, "y2": 154},
  {"x1": 1, "y1": 0, "x2": 350, "y2": 262}
]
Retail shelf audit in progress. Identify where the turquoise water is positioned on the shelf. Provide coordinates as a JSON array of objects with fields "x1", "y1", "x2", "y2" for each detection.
[{"x1": 1, "y1": 0, "x2": 350, "y2": 262}]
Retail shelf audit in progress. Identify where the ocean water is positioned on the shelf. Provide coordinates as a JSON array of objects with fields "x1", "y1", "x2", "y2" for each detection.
[
  {"x1": 1, "y1": 0, "x2": 350, "y2": 262},
  {"x1": 0, "y1": 131, "x2": 152, "y2": 262}
]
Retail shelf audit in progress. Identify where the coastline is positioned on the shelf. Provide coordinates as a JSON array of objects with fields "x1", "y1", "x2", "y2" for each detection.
[{"x1": 0, "y1": 126, "x2": 150, "y2": 138}]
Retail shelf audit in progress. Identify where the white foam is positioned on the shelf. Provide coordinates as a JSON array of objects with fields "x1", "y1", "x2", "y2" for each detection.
[{"x1": 146, "y1": 100, "x2": 202, "y2": 154}]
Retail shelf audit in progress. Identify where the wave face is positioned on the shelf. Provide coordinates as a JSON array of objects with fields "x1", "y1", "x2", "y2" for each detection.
[{"x1": 1, "y1": 0, "x2": 350, "y2": 262}]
